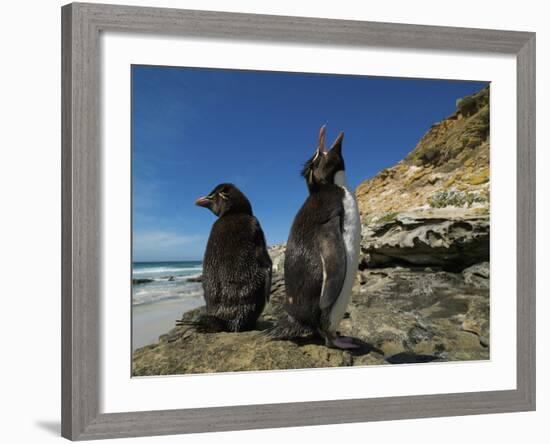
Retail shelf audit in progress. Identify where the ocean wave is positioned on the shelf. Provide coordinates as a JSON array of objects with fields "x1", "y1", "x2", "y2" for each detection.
[
  {"x1": 132, "y1": 282, "x2": 204, "y2": 307},
  {"x1": 133, "y1": 266, "x2": 203, "y2": 275},
  {"x1": 149, "y1": 273, "x2": 202, "y2": 282}
]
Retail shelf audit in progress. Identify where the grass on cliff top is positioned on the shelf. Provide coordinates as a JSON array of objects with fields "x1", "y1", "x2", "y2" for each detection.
[
  {"x1": 405, "y1": 86, "x2": 490, "y2": 170},
  {"x1": 428, "y1": 189, "x2": 489, "y2": 209}
]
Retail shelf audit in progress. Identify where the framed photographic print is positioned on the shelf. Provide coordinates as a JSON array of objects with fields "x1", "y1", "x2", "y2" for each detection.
[{"x1": 61, "y1": 2, "x2": 536, "y2": 440}]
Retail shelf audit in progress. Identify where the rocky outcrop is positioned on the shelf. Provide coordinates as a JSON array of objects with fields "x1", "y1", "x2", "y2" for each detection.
[
  {"x1": 361, "y1": 209, "x2": 489, "y2": 271},
  {"x1": 350, "y1": 265, "x2": 489, "y2": 361},
  {"x1": 268, "y1": 244, "x2": 286, "y2": 274},
  {"x1": 133, "y1": 259, "x2": 489, "y2": 375},
  {"x1": 132, "y1": 87, "x2": 491, "y2": 376},
  {"x1": 357, "y1": 87, "x2": 490, "y2": 271},
  {"x1": 132, "y1": 278, "x2": 154, "y2": 285},
  {"x1": 350, "y1": 87, "x2": 491, "y2": 360},
  {"x1": 133, "y1": 267, "x2": 361, "y2": 375},
  {"x1": 133, "y1": 323, "x2": 356, "y2": 375},
  {"x1": 356, "y1": 86, "x2": 490, "y2": 218}
]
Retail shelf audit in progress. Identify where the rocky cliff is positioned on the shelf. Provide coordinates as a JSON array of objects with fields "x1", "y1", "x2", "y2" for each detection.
[
  {"x1": 356, "y1": 86, "x2": 489, "y2": 218},
  {"x1": 356, "y1": 86, "x2": 490, "y2": 272},
  {"x1": 133, "y1": 87, "x2": 491, "y2": 376}
]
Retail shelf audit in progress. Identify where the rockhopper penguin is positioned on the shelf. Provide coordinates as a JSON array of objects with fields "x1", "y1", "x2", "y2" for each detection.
[
  {"x1": 178, "y1": 183, "x2": 272, "y2": 332},
  {"x1": 268, "y1": 126, "x2": 362, "y2": 349}
]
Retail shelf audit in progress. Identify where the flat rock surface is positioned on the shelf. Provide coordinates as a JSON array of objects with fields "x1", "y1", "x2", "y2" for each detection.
[{"x1": 133, "y1": 263, "x2": 489, "y2": 376}]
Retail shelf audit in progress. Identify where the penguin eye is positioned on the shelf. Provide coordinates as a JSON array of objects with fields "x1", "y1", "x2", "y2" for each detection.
[{"x1": 218, "y1": 191, "x2": 229, "y2": 200}]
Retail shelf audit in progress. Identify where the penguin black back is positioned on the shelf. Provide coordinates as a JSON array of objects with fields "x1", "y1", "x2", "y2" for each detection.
[
  {"x1": 283, "y1": 186, "x2": 345, "y2": 327},
  {"x1": 180, "y1": 183, "x2": 272, "y2": 333},
  {"x1": 268, "y1": 126, "x2": 363, "y2": 350}
]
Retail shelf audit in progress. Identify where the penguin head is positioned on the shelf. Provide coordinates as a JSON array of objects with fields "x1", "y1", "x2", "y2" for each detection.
[
  {"x1": 301, "y1": 125, "x2": 346, "y2": 192},
  {"x1": 195, "y1": 183, "x2": 253, "y2": 217}
]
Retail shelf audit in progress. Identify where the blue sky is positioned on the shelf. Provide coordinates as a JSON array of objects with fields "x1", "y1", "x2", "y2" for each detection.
[{"x1": 132, "y1": 65, "x2": 488, "y2": 261}]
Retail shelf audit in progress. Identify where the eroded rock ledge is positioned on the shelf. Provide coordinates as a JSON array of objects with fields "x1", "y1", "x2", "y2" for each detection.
[{"x1": 361, "y1": 209, "x2": 489, "y2": 271}]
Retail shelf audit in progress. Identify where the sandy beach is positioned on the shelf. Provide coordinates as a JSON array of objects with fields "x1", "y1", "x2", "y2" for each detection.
[
  {"x1": 132, "y1": 298, "x2": 203, "y2": 351},
  {"x1": 131, "y1": 260, "x2": 204, "y2": 350}
]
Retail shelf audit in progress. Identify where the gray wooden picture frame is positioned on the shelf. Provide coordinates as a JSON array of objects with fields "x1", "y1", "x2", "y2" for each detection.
[{"x1": 61, "y1": 2, "x2": 536, "y2": 440}]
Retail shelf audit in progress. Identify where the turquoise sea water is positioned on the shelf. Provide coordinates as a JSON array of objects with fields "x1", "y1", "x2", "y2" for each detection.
[{"x1": 132, "y1": 261, "x2": 204, "y2": 306}]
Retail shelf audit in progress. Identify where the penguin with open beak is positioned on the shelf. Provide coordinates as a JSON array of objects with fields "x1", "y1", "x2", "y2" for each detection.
[
  {"x1": 267, "y1": 125, "x2": 362, "y2": 349},
  {"x1": 178, "y1": 183, "x2": 272, "y2": 333}
]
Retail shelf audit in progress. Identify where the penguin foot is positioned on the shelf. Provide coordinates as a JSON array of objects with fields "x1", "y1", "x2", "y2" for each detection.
[
  {"x1": 325, "y1": 335, "x2": 361, "y2": 350},
  {"x1": 260, "y1": 315, "x2": 316, "y2": 341},
  {"x1": 176, "y1": 315, "x2": 227, "y2": 333}
]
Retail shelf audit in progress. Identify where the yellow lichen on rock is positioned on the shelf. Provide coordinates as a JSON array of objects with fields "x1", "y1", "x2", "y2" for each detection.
[
  {"x1": 468, "y1": 167, "x2": 490, "y2": 185},
  {"x1": 356, "y1": 86, "x2": 490, "y2": 217}
]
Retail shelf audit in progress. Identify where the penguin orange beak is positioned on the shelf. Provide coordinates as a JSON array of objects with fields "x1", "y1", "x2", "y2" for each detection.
[{"x1": 194, "y1": 196, "x2": 211, "y2": 207}]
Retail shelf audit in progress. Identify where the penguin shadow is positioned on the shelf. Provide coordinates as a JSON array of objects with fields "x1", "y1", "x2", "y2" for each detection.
[
  {"x1": 257, "y1": 319, "x2": 382, "y2": 358},
  {"x1": 292, "y1": 336, "x2": 383, "y2": 357},
  {"x1": 337, "y1": 336, "x2": 385, "y2": 357},
  {"x1": 385, "y1": 352, "x2": 441, "y2": 364}
]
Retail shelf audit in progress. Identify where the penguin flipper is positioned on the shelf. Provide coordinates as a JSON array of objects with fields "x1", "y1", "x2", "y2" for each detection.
[
  {"x1": 318, "y1": 215, "x2": 347, "y2": 312},
  {"x1": 176, "y1": 314, "x2": 227, "y2": 333}
]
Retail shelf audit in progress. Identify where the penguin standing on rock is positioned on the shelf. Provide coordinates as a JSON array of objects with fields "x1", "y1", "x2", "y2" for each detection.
[
  {"x1": 268, "y1": 126, "x2": 362, "y2": 349},
  {"x1": 178, "y1": 183, "x2": 272, "y2": 333}
]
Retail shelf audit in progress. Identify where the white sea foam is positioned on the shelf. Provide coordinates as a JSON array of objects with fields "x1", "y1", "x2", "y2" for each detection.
[
  {"x1": 133, "y1": 288, "x2": 204, "y2": 306},
  {"x1": 132, "y1": 278, "x2": 204, "y2": 306},
  {"x1": 132, "y1": 266, "x2": 202, "y2": 276},
  {"x1": 132, "y1": 262, "x2": 204, "y2": 308}
]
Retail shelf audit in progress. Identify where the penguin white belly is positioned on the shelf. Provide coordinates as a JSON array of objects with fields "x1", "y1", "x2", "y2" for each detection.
[{"x1": 329, "y1": 173, "x2": 362, "y2": 331}]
